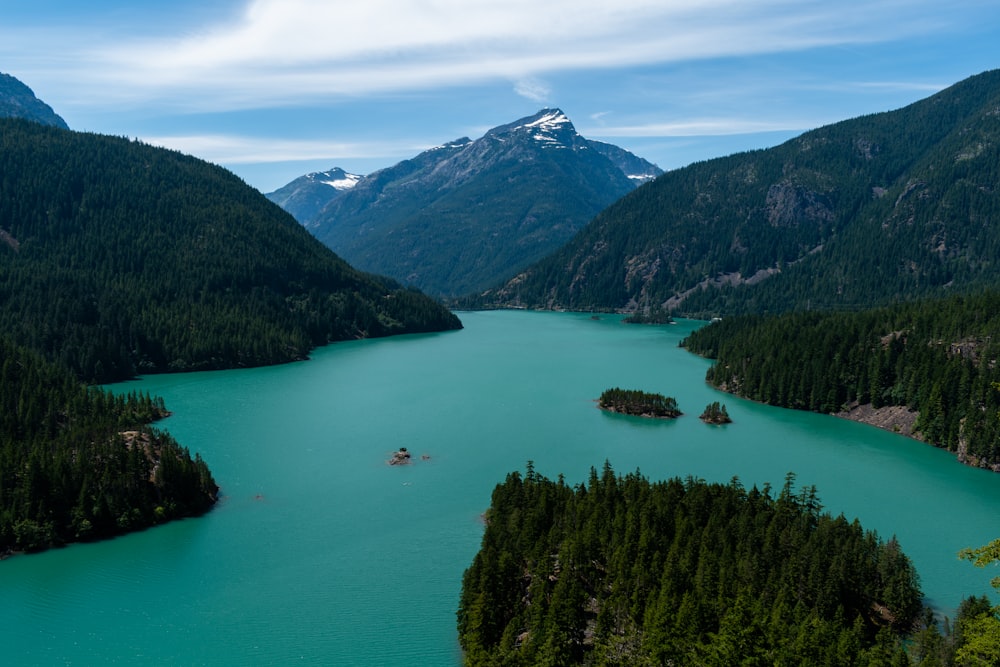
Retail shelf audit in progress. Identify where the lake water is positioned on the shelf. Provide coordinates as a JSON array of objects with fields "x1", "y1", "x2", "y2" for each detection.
[{"x1": 3, "y1": 310, "x2": 1000, "y2": 664}]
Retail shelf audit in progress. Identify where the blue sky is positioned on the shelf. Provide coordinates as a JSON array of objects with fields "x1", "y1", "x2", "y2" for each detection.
[{"x1": 3, "y1": 0, "x2": 998, "y2": 193}]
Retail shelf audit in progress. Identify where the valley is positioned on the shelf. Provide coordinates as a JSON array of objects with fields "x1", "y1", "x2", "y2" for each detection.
[{"x1": 4, "y1": 65, "x2": 1000, "y2": 663}]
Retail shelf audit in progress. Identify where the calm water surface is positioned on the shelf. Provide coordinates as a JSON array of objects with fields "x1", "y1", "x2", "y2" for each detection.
[{"x1": 3, "y1": 310, "x2": 1000, "y2": 664}]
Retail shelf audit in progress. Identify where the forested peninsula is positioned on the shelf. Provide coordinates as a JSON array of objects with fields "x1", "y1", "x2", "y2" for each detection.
[
  {"x1": 0, "y1": 337, "x2": 217, "y2": 554},
  {"x1": 458, "y1": 464, "x2": 927, "y2": 665},
  {"x1": 682, "y1": 291, "x2": 1000, "y2": 470}
]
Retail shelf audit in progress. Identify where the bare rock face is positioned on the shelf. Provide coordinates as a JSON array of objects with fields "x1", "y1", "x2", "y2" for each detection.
[
  {"x1": 835, "y1": 403, "x2": 920, "y2": 439},
  {"x1": 765, "y1": 181, "x2": 834, "y2": 228},
  {"x1": 0, "y1": 72, "x2": 69, "y2": 129}
]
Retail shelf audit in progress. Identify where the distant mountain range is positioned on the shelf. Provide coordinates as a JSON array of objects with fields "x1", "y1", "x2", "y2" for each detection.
[
  {"x1": 480, "y1": 70, "x2": 1000, "y2": 316},
  {"x1": 269, "y1": 109, "x2": 661, "y2": 297},
  {"x1": 0, "y1": 72, "x2": 68, "y2": 128}
]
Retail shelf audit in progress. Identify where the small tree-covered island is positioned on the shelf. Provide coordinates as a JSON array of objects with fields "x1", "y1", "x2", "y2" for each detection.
[
  {"x1": 700, "y1": 401, "x2": 732, "y2": 424},
  {"x1": 458, "y1": 464, "x2": 930, "y2": 665},
  {"x1": 598, "y1": 388, "x2": 681, "y2": 419}
]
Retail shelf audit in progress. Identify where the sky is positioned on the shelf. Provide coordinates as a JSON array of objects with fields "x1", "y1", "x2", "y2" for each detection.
[{"x1": 2, "y1": 0, "x2": 998, "y2": 193}]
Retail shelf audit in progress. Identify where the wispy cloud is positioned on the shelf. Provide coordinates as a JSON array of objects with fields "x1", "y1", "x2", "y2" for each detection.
[
  {"x1": 141, "y1": 134, "x2": 427, "y2": 165},
  {"x1": 584, "y1": 118, "x2": 814, "y2": 138},
  {"x1": 514, "y1": 78, "x2": 552, "y2": 104},
  {"x1": 6, "y1": 0, "x2": 966, "y2": 111}
]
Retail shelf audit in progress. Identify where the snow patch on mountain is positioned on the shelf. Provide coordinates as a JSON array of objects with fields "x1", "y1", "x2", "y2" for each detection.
[
  {"x1": 520, "y1": 110, "x2": 572, "y2": 146},
  {"x1": 628, "y1": 172, "x2": 660, "y2": 182},
  {"x1": 321, "y1": 173, "x2": 361, "y2": 190},
  {"x1": 522, "y1": 109, "x2": 571, "y2": 131},
  {"x1": 431, "y1": 138, "x2": 474, "y2": 151}
]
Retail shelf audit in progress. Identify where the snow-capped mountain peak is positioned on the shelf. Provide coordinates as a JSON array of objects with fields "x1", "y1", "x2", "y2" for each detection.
[
  {"x1": 265, "y1": 167, "x2": 365, "y2": 223},
  {"x1": 521, "y1": 109, "x2": 571, "y2": 131},
  {"x1": 430, "y1": 137, "x2": 474, "y2": 151},
  {"x1": 487, "y1": 108, "x2": 577, "y2": 147},
  {"x1": 269, "y1": 109, "x2": 662, "y2": 296},
  {"x1": 523, "y1": 110, "x2": 573, "y2": 147}
]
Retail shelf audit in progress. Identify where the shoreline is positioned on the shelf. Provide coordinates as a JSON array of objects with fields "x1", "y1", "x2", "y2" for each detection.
[
  {"x1": 833, "y1": 402, "x2": 1000, "y2": 473},
  {"x1": 833, "y1": 403, "x2": 921, "y2": 440}
]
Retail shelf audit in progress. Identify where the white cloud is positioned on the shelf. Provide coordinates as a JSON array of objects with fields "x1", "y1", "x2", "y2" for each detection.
[
  {"x1": 14, "y1": 0, "x2": 965, "y2": 111},
  {"x1": 141, "y1": 134, "x2": 425, "y2": 165},
  {"x1": 585, "y1": 118, "x2": 814, "y2": 138}
]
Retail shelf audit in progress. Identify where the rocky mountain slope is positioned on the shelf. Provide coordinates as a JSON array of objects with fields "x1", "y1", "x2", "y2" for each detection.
[
  {"x1": 0, "y1": 71, "x2": 68, "y2": 128},
  {"x1": 276, "y1": 109, "x2": 661, "y2": 296}
]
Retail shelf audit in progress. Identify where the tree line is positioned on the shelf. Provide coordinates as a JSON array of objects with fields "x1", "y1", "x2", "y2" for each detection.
[{"x1": 0, "y1": 119, "x2": 443, "y2": 553}]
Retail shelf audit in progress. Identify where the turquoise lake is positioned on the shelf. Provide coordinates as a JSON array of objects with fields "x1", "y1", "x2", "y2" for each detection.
[{"x1": 3, "y1": 310, "x2": 1000, "y2": 664}]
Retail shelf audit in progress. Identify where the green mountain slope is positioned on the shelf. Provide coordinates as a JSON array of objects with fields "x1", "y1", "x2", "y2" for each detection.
[
  {"x1": 481, "y1": 70, "x2": 1000, "y2": 316},
  {"x1": 0, "y1": 119, "x2": 461, "y2": 383}
]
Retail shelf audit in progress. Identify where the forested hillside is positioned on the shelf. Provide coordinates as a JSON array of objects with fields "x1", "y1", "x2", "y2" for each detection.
[
  {"x1": 480, "y1": 69, "x2": 1000, "y2": 316},
  {"x1": 0, "y1": 119, "x2": 461, "y2": 383},
  {"x1": 683, "y1": 291, "x2": 1000, "y2": 469},
  {"x1": 0, "y1": 336, "x2": 217, "y2": 554},
  {"x1": 458, "y1": 464, "x2": 924, "y2": 665}
]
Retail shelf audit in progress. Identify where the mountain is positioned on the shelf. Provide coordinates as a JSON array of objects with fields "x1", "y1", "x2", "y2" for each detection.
[
  {"x1": 0, "y1": 118, "x2": 461, "y2": 384},
  {"x1": 480, "y1": 70, "x2": 1000, "y2": 316},
  {"x1": 0, "y1": 72, "x2": 68, "y2": 129},
  {"x1": 265, "y1": 167, "x2": 362, "y2": 224},
  {"x1": 281, "y1": 109, "x2": 661, "y2": 297}
]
